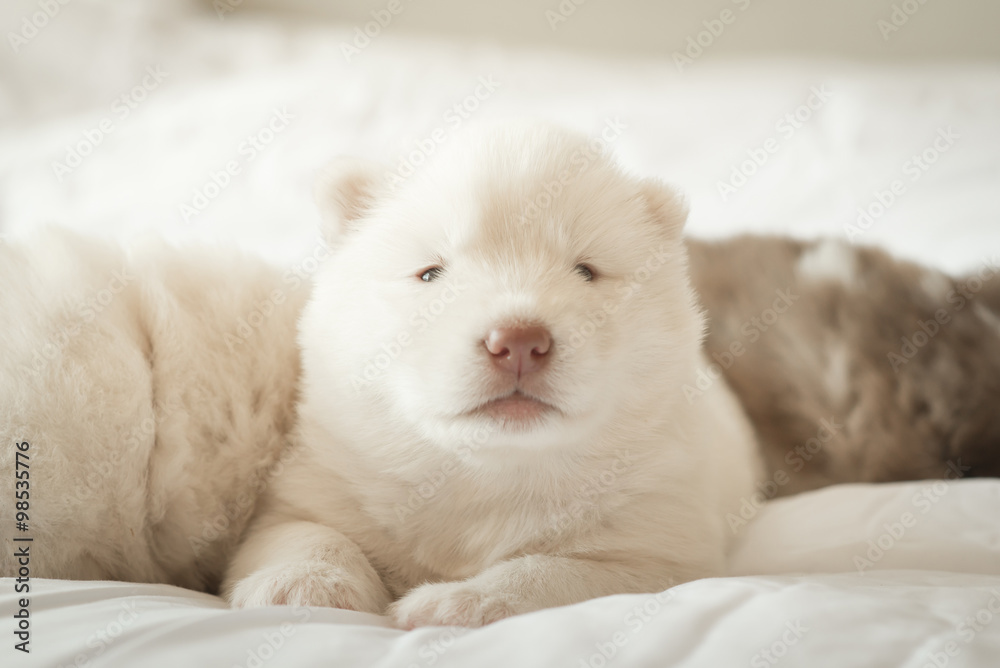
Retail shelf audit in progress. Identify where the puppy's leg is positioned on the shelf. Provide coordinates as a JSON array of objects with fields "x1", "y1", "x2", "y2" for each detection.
[
  {"x1": 223, "y1": 517, "x2": 391, "y2": 613},
  {"x1": 390, "y1": 554, "x2": 682, "y2": 629}
]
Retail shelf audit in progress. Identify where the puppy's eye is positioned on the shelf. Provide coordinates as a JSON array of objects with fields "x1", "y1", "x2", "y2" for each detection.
[
  {"x1": 418, "y1": 266, "x2": 444, "y2": 282},
  {"x1": 575, "y1": 264, "x2": 595, "y2": 282}
]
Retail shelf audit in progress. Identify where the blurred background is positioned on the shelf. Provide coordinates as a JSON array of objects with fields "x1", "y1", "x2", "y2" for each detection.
[
  {"x1": 233, "y1": 0, "x2": 1000, "y2": 60},
  {"x1": 1, "y1": 0, "x2": 998, "y2": 272}
]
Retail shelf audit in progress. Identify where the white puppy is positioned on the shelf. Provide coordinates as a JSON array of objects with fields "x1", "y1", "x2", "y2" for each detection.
[{"x1": 223, "y1": 122, "x2": 762, "y2": 627}]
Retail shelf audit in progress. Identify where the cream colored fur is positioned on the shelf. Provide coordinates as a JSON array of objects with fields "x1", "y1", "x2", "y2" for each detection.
[
  {"x1": 0, "y1": 230, "x2": 305, "y2": 591},
  {"x1": 223, "y1": 123, "x2": 763, "y2": 627},
  {"x1": 0, "y1": 122, "x2": 762, "y2": 628}
]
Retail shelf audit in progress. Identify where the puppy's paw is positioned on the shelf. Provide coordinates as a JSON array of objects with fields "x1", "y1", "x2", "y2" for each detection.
[
  {"x1": 390, "y1": 581, "x2": 517, "y2": 629},
  {"x1": 227, "y1": 561, "x2": 391, "y2": 614}
]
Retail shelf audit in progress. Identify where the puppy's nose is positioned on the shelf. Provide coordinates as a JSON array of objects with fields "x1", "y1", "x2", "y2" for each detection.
[{"x1": 485, "y1": 326, "x2": 552, "y2": 376}]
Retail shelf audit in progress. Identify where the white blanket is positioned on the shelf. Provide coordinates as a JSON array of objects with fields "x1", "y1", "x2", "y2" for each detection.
[
  {"x1": 2, "y1": 2, "x2": 999, "y2": 666},
  {"x1": 4, "y1": 480, "x2": 1000, "y2": 667}
]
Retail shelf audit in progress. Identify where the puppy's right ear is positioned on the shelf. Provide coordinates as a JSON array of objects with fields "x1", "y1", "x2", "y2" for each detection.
[
  {"x1": 314, "y1": 158, "x2": 387, "y2": 246},
  {"x1": 638, "y1": 178, "x2": 689, "y2": 240}
]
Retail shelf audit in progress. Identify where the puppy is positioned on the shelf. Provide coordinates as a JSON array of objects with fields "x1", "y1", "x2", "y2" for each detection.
[
  {"x1": 222, "y1": 123, "x2": 763, "y2": 627},
  {"x1": 0, "y1": 231, "x2": 305, "y2": 590},
  {"x1": 0, "y1": 123, "x2": 761, "y2": 627},
  {"x1": 9, "y1": 122, "x2": 991, "y2": 628},
  {"x1": 688, "y1": 235, "x2": 1000, "y2": 496}
]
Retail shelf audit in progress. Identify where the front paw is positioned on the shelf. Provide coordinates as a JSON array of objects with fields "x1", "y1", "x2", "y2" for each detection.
[
  {"x1": 227, "y1": 560, "x2": 391, "y2": 614},
  {"x1": 389, "y1": 581, "x2": 518, "y2": 629}
]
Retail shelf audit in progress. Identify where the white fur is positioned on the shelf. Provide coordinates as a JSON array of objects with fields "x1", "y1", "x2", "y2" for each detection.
[
  {"x1": 0, "y1": 122, "x2": 762, "y2": 628},
  {"x1": 796, "y1": 238, "x2": 857, "y2": 287},
  {"x1": 0, "y1": 230, "x2": 305, "y2": 589},
  {"x1": 223, "y1": 122, "x2": 763, "y2": 627}
]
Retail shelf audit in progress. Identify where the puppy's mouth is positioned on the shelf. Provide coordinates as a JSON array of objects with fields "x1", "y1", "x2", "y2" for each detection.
[{"x1": 467, "y1": 390, "x2": 558, "y2": 424}]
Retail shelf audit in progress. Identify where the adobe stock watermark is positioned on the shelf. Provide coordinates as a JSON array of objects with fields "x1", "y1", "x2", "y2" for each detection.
[
  {"x1": 55, "y1": 599, "x2": 140, "y2": 668},
  {"x1": 213, "y1": 0, "x2": 244, "y2": 20},
  {"x1": 179, "y1": 107, "x2": 294, "y2": 223},
  {"x1": 727, "y1": 417, "x2": 842, "y2": 533},
  {"x1": 349, "y1": 277, "x2": 470, "y2": 390},
  {"x1": 232, "y1": 607, "x2": 312, "y2": 668},
  {"x1": 717, "y1": 84, "x2": 832, "y2": 202},
  {"x1": 916, "y1": 589, "x2": 1000, "y2": 668},
  {"x1": 672, "y1": 0, "x2": 754, "y2": 72},
  {"x1": 340, "y1": 0, "x2": 417, "y2": 62},
  {"x1": 60, "y1": 395, "x2": 183, "y2": 513},
  {"x1": 853, "y1": 459, "x2": 968, "y2": 574},
  {"x1": 877, "y1": 0, "x2": 932, "y2": 41},
  {"x1": 223, "y1": 289, "x2": 292, "y2": 354},
  {"x1": 683, "y1": 288, "x2": 800, "y2": 403},
  {"x1": 384, "y1": 75, "x2": 502, "y2": 189},
  {"x1": 51, "y1": 65, "x2": 169, "y2": 182},
  {"x1": 577, "y1": 588, "x2": 677, "y2": 668},
  {"x1": 7, "y1": 0, "x2": 73, "y2": 54},
  {"x1": 189, "y1": 441, "x2": 304, "y2": 558},
  {"x1": 844, "y1": 126, "x2": 958, "y2": 242},
  {"x1": 554, "y1": 243, "x2": 672, "y2": 359},
  {"x1": 545, "y1": 0, "x2": 589, "y2": 31},
  {"x1": 225, "y1": 235, "x2": 333, "y2": 354},
  {"x1": 887, "y1": 254, "x2": 998, "y2": 373},
  {"x1": 533, "y1": 449, "x2": 635, "y2": 547},
  {"x1": 16, "y1": 265, "x2": 135, "y2": 380},
  {"x1": 393, "y1": 423, "x2": 496, "y2": 522},
  {"x1": 517, "y1": 117, "x2": 628, "y2": 226},
  {"x1": 405, "y1": 625, "x2": 471, "y2": 668},
  {"x1": 750, "y1": 620, "x2": 809, "y2": 668}
]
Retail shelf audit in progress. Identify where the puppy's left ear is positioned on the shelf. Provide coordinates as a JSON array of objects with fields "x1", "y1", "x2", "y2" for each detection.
[
  {"x1": 639, "y1": 179, "x2": 688, "y2": 238},
  {"x1": 314, "y1": 158, "x2": 388, "y2": 246}
]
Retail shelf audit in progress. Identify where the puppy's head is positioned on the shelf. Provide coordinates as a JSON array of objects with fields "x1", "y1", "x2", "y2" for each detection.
[{"x1": 302, "y1": 122, "x2": 702, "y2": 453}]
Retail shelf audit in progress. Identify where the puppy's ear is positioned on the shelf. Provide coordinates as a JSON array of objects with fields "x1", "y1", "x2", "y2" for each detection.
[
  {"x1": 639, "y1": 179, "x2": 688, "y2": 238},
  {"x1": 314, "y1": 158, "x2": 387, "y2": 246}
]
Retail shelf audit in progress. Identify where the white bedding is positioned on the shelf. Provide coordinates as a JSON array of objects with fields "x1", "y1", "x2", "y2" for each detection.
[
  {"x1": 2, "y1": 1, "x2": 1000, "y2": 666},
  {"x1": 4, "y1": 480, "x2": 1000, "y2": 667}
]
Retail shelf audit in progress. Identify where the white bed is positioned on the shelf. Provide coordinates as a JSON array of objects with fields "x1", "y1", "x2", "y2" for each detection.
[
  {"x1": 4, "y1": 481, "x2": 1000, "y2": 667},
  {"x1": 2, "y1": 1, "x2": 999, "y2": 666}
]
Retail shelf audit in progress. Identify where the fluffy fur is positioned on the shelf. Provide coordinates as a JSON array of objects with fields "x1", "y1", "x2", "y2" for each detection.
[
  {"x1": 0, "y1": 230, "x2": 305, "y2": 590},
  {"x1": 1, "y1": 124, "x2": 762, "y2": 628},
  {"x1": 222, "y1": 124, "x2": 763, "y2": 627},
  {"x1": 5, "y1": 123, "x2": 994, "y2": 628},
  {"x1": 688, "y1": 235, "x2": 1000, "y2": 495}
]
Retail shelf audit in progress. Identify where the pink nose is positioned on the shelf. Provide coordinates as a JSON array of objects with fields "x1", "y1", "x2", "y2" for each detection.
[{"x1": 485, "y1": 326, "x2": 552, "y2": 376}]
